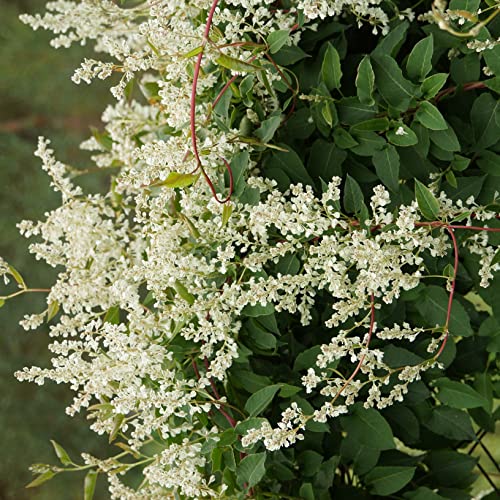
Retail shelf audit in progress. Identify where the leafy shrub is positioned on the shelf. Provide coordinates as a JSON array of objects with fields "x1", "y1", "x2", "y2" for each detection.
[{"x1": 1, "y1": 0, "x2": 499, "y2": 498}]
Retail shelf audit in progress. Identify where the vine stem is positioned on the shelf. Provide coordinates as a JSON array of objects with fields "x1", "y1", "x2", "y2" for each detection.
[
  {"x1": 330, "y1": 294, "x2": 376, "y2": 406},
  {"x1": 434, "y1": 226, "x2": 459, "y2": 359},
  {"x1": 191, "y1": 358, "x2": 236, "y2": 428},
  {"x1": 190, "y1": 0, "x2": 234, "y2": 204}
]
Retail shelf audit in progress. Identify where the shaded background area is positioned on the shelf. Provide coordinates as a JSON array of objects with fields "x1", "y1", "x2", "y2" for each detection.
[{"x1": 0, "y1": 1, "x2": 112, "y2": 497}]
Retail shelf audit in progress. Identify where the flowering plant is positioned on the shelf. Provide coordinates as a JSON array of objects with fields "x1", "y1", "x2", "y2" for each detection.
[{"x1": 2, "y1": 0, "x2": 500, "y2": 498}]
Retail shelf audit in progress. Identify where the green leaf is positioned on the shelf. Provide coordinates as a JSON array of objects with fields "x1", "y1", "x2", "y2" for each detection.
[
  {"x1": 26, "y1": 471, "x2": 57, "y2": 489},
  {"x1": 477, "y1": 151, "x2": 500, "y2": 176},
  {"x1": 273, "y1": 45, "x2": 309, "y2": 66},
  {"x1": 406, "y1": 35, "x2": 434, "y2": 82},
  {"x1": 50, "y1": 440, "x2": 72, "y2": 466},
  {"x1": 420, "y1": 73, "x2": 448, "y2": 98},
  {"x1": 414, "y1": 180, "x2": 440, "y2": 220},
  {"x1": 173, "y1": 280, "x2": 195, "y2": 305},
  {"x1": 350, "y1": 118, "x2": 389, "y2": 133},
  {"x1": 333, "y1": 127, "x2": 359, "y2": 149},
  {"x1": 8, "y1": 265, "x2": 26, "y2": 288},
  {"x1": 340, "y1": 434, "x2": 380, "y2": 475},
  {"x1": 321, "y1": 43, "x2": 342, "y2": 91},
  {"x1": 483, "y1": 45, "x2": 500, "y2": 77},
  {"x1": 424, "y1": 406, "x2": 476, "y2": 440},
  {"x1": 276, "y1": 253, "x2": 301, "y2": 275},
  {"x1": 0, "y1": 299, "x2": 5, "y2": 308},
  {"x1": 426, "y1": 450, "x2": 477, "y2": 487},
  {"x1": 471, "y1": 93, "x2": 500, "y2": 151},
  {"x1": 373, "y1": 144, "x2": 400, "y2": 192},
  {"x1": 343, "y1": 175, "x2": 364, "y2": 213},
  {"x1": 109, "y1": 413, "x2": 125, "y2": 443},
  {"x1": 299, "y1": 483, "x2": 315, "y2": 500},
  {"x1": 267, "y1": 30, "x2": 290, "y2": 54},
  {"x1": 435, "y1": 378, "x2": 489, "y2": 409},
  {"x1": 308, "y1": 140, "x2": 346, "y2": 181},
  {"x1": 237, "y1": 452, "x2": 267, "y2": 489},
  {"x1": 415, "y1": 102, "x2": 448, "y2": 130},
  {"x1": 387, "y1": 125, "x2": 418, "y2": 147},
  {"x1": 84, "y1": 470, "x2": 98, "y2": 500},
  {"x1": 430, "y1": 124, "x2": 460, "y2": 151},
  {"x1": 242, "y1": 302, "x2": 275, "y2": 318},
  {"x1": 294, "y1": 346, "x2": 322, "y2": 371},
  {"x1": 365, "y1": 466, "x2": 416, "y2": 496},
  {"x1": 255, "y1": 115, "x2": 281, "y2": 144},
  {"x1": 235, "y1": 417, "x2": 267, "y2": 436},
  {"x1": 404, "y1": 487, "x2": 446, "y2": 499},
  {"x1": 371, "y1": 54, "x2": 418, "y2": 111},
  {"x1": 104, "y1": 306, "x2": 120, "y2": 324},
  {"x1": 244, "y1": 384, "x2": 281, "y2": 417},
  {"x1": 222, "y1": 203, "x2": 233, "y2": 226},
  {"x1": 341, "y1": 405, "x2": 395, "y2": 451},
  {"x1": 230, "y1": 151, "x2": 249, "y2": 196},
  {"x1": 356, "y1": 56, "x2": 375, "y2": 105},
  {"x1": 215, "y1": 54, "x2": 260, "y2": 73},
  {"x1": 264, "y1": 146, "x2": 314, "y2": 186},
  {"x1": 183, "y1": 45, "x2": 203, "y2": 58},
  {"x1": 373, "y1": 21, "x2": 409, "y2": 58},
  {"x1": 47, "y1": 301, "x2": 60, "y2": 322},
  {"x1": 417, "y1": 286, "x2": 473, "y2": 337},
  {"x1": 157, "y1": 172, "x2": 199, "y2": 188},
  {"x1": 485, "y1": 76, "x2": 500, "y2": 94},
  {"x1": 451, "y1": 54, "x2": 480, "y2": 85}
]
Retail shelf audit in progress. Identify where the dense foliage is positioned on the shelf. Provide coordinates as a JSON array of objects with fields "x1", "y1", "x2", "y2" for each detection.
[{"x1": 1, "y1": 0, "x2": 499, "y2": 498}]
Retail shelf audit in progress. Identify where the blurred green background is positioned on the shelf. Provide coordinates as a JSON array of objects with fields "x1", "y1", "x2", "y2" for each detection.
[
  {"x1": 0, "y1": 1, "x2": 111, "y2": 497},
  {"x1": 0, "y1": 1, "x2": 498, "y2": 499}
]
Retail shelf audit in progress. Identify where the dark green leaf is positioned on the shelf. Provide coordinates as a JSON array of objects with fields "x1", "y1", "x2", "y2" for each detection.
[
  {"x1": 421, "y1": 73, "x2": 448, "y2": 98},
  {"x1": 237, "y1": 452, "x2": 267, "y2": 489},
  {"x1": 415, "y1": 102, "x2": 448, "y2": 130},
  {"x1": 244, "y1": 384, "x2": 281, "y2": 417},
  {"x1": 264, "y1": 146, "x2": 314, "y2": 185},
  {"x1": 430, "y1": 124, "x2": 460, "y2": 151},
  {"x1": 406, "y1": 35, "x2": 434, "y2": 82},
  {"x1": 365, "y1": 466, "x2": 416, "y2": 496},
  {"x1": 341, "y1": 405, "x2": 395, "y2": 451},
  {"x1": 424, "y1": 406, "x2": 476, "y2": 440},
  {"x1": 371, "y1": 54, "x2": 418, "y2": 111},
  {"x1": 417, "y1": 286, "x2": 473, "y2": 337},
  {"x1": 414, "y1": 180, "x2": 440, "y2": 220},
  {"x1": 356, "y1": 56, "x2": 375, "y2": 105},
  {"x1": 321, "y1": 43, "x2": 342, "y2": 91},
  {"x1": 477, "y1": 151, "x2": 500, "y2": 176},
  {"x1": 387, "y1": 125, "x2": 418, "y2": 147},
  {"x1": 483, "y1": 45, "x2": 500, "y2": 77},
  {"x1": 242, "y1": 302, "x2": 275, "y2": 318},
  {"x1": 426, "y1": 450, "x2": 477, "y2": 487},
  {"x1": 343, "y1": 175, "x2": 364, "y2": 213},
  {"x1": 435, "y1": 378, "x2": 488, "y2": 409},
  {"x1": 373, "y1": 145, "x2": 400, "y2": 192},
  {"x1": 471, "y1": 93, "x2": 500, "y2": 151}
]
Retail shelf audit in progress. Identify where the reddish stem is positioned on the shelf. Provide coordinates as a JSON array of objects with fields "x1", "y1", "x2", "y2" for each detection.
[
  {"x1": 331, "y1": 294, "x2": 375, "y2": 404},
  {"x1": 435, "y1": 81, "x2": 486, "y2": 103},
  {"x1": 190, "y1": 0, "x2": 234, "y2": 204},
  {"x1": 435, "y1": 226, "x2": 460, "y2": 359}
]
